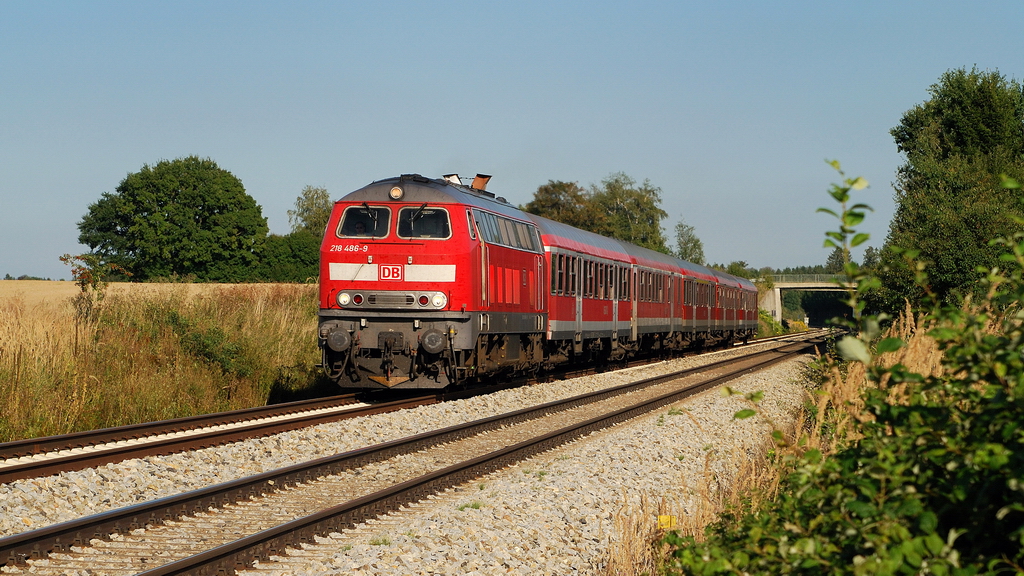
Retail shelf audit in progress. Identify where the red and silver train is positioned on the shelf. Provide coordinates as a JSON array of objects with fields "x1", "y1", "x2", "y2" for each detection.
[{"x1": 318, "y1": 173, "x2": 758, "y2": 390}]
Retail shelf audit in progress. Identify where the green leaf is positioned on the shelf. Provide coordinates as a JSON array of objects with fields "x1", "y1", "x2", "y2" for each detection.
[
  {"x1": 846, "y1": 500, "x2": 875, "y2": 518},
  {"x1": 837, "y1": 336, "x2": 872, "y2": 364},
  {"x1": 843, "y1": 211, "x2": 865, "y2": 227},
  {"x1": 816, "y1": 207, "x2": 839, "y2": 218},
  {"x1": 875, "y1": 337, "x2": 904, "y2": 353},
  {"x1": 850, "y1": 176, "x2": 869, "y2": 190},
  {"x1": 851, "y1": 233, "x2": 870, "y2": 247},
  {"x1": 734, "y1": 409, "x2": 757, "y2": 420}
]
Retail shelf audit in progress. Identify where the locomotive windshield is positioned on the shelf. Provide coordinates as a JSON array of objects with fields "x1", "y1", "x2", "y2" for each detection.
[
  {"x1": 397, "y1": 205, "x2": 451, "y2": 239},
  {"x1": 338, "y1": 205, "x2": 391, "y2": 238}
]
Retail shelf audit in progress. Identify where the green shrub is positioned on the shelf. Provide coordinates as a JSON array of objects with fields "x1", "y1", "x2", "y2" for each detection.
[{"x1": 662, "y1": 165, "x2": 1024, "y2": 575}]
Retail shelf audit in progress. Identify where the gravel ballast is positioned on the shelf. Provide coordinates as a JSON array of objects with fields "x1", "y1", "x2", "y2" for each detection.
[
  {"x1": 238, "y1": 356, "x2": 811, "y2": 575},
  {"x1": 1, "y1": 342, "x2": 813, "y2": 574}
]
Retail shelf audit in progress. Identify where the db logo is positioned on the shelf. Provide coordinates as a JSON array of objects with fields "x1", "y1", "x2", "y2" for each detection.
[{"x1": 380, "y1": 265, "x2": 403, "y2": 281}]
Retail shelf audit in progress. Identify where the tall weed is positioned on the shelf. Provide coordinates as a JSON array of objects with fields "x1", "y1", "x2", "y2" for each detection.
[{"x1": 0, "y1": 284, "x2": 323, "y2": 442}]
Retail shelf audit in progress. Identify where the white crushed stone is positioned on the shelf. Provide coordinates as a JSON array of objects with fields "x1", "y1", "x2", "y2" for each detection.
[{"x1": 237, "y1": 357, "x2": 811, "y2": 575}]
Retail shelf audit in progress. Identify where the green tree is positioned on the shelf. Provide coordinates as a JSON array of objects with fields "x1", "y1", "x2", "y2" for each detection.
[
  {"x1": 877, "y1": 67, "x2": 1024, "y2": 310},
  {"x1": 287, "y1": 185, "x2": 332, "y2": 235},
  {"x1": 824, "y1": 246, "x2": 847, "y2": 273},
  {"x1": 520, "y1": 180, "x2": 607, "y2": 231},
  {"x1": 589, "y1": 172, "x2": 670, "y2": 253},
  {"x1": 861, "y1": 245, "x2": 880, "y2": 270},
  {"x1": 674, "y1": 219, "x2": 705, "y2": 264},
  {"x1": 255, "y1": 232, "x2": 320, "y2": 282},
  {"x1": 78, "y1": 156, "x2": 268, "y2": 282}
]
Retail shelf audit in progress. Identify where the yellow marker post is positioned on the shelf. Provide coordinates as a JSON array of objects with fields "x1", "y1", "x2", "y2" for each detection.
[{"x1": 657, "y1": 515, "x2": 677, "y2": 529}]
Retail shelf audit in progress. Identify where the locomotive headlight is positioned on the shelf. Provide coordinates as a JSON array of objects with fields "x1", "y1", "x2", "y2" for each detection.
[
  {"x1": 431, "y1": 293, "x2": 447, "y2": 308},
  {"x1": 389, "y1": 186, "x2": 404, "y2": 200},
  {"x1": 338, "y1": 293, "x2": 351, "y2": 306}
]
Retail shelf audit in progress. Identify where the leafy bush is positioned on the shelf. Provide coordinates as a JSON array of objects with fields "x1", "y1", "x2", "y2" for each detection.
[{"x1": 661, "y1": 166, "x2": 1024, "y2": 575}]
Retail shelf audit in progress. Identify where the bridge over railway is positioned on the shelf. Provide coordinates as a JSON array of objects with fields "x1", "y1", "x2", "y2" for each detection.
[{"x1": 757, "y1": 274, "x2": 856, "y2": 321}]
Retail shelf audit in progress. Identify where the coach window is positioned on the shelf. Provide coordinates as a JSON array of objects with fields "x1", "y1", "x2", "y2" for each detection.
[
  {"x1": 398, "y1": 206, "x2": 450, "y2": 239},
  {"x1": 551, "y1": 255, "x2": 558, "y2": 295},
  {"x1": 555, "y1": 254, "x2": 565, "y2": 295},
  {"x1": 339, "y1": 205, "x2": 391, "y2": 238},
  {"x1": 567, "y1": 257, "x2": 577, "y2": 297},
  {"x1": 550, "y1": 256, "x2": 557, "y2": 295},
  {"x1": 466, "y1": 210, "x2": 477, "y2": 240}
]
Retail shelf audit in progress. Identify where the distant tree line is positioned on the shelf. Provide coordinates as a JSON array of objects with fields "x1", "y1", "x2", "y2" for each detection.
[{"x1": 3, "y1": 274, "x2": 54, "y2": 281}]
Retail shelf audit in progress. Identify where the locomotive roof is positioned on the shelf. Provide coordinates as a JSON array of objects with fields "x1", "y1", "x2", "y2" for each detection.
[
  {"x1": 527, "y1": 214, "x2": 632, "y2": 261},
  {"x1": 340, "y1": 174, "x2": 532, "y2": 222}
]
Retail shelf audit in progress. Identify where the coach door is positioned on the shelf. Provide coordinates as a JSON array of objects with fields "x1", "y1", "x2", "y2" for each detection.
[
  {"x1": 611, "y1": 265, "x2": 619, "y2": 341},
  {"x1": 630, "y1": 267, "x2": 638, "y2": 341},
  {"x1": 574, "y1": 256, "x2": 584, "y2": 350}
]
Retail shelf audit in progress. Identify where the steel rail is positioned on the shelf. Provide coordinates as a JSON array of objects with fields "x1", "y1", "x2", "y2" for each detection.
[
  {"x1": 0, "y1": 394, "x2": 437, "y2": 485},
  {"x1": 0, "y1": 335, "x2": 823, "y2": 570},
  {"x1": 139, "y1": 338, "x2": 819, "y2": 576},
  {"x1": 0, "y1": 394, "x2": 368, "y2": 460}
]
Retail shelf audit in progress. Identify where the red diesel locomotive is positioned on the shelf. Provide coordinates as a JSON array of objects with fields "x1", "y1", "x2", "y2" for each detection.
[{"x1": 318, "y1": 173, "x2": 758, "y2": 390}]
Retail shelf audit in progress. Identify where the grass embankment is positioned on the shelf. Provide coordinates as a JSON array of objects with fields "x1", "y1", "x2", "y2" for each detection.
[{"x1": 0, "y1": 281, "x2": 324, "y2": 443}]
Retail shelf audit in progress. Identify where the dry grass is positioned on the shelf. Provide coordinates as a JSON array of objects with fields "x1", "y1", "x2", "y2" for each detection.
[
  {"x1": 604, "y1": 424, "x2": 795, "y2": 575},
  {"x1": 0, "y1": 281, "x2": 322, "y2": 442}
]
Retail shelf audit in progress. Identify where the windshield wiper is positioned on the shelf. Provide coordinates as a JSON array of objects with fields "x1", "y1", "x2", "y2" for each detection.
[{"x1": 360, "y1": 202, "x2": 379, "y2": 235}]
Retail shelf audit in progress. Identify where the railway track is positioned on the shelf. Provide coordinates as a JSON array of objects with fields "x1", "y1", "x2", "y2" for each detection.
[
  {"x1": 0, "y1": 394, "x2": 439, "y2": 485},
  {"x1": 0, "y1": 333, "x2": 823, "y2": 574},
  {"x1": 0, "y1": 329, "x2": 827, "y2": 486}
]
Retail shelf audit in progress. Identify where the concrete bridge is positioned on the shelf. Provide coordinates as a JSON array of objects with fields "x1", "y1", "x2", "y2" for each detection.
[{"x1": 757, "y1": 274, "x2": 855, "y2": 320}]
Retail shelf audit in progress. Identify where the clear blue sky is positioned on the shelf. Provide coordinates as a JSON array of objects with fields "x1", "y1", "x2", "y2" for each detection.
[{"x1": 2, "y1": 1, "x2": 1021, "y2": 280}]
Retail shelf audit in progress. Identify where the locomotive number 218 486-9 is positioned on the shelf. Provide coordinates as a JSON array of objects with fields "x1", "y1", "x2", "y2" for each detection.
[{"x1": 329, "y1": 244, "x2": 368, "y2": 253}]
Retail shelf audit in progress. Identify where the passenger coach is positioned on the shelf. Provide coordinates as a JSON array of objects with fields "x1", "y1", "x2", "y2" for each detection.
[{"x1": 318, "y1": 173, "x2": 757, "y2": 390}]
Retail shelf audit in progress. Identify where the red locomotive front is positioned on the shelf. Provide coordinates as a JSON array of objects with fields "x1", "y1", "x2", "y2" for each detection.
[{"x1": 317, "y1": 174, "x2": 546, "y2": 389}]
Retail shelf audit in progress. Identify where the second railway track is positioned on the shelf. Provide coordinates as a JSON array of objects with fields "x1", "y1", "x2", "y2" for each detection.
[{"x1": 1, "y1": 333, "x2": 823, "y2": 574}]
